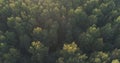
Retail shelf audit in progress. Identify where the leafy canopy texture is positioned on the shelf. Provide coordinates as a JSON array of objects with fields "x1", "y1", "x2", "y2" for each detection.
[{"x1": 0, "y1": 0, "x2": 120, "y2": 63}]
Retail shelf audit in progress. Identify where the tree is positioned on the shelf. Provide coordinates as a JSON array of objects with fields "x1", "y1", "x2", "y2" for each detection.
[
  {"x1": 33, "y1": 27, "x2": 42, "y2": 41},
  {"x1": 112, "y1": 59, "x2": 120, "y2": 63},
  {"x1": 74, "y1": 6, "x2": 89, "y2": 30},
  {"x1": 79, "y1": 25, "x2": 104, "y2": 53},
  {"x1": 29, "y1": 41, "x2": 48, "y2": 63},
  {"x1": 2, "y1": 48, "x2": 20, "y2": 63},
  {"x1": 84, "y1": 0, "x2": 99, "y2": 14},
  {"x1": 5, "y1": 31, "x2": 17, "y2": 46},
  {"x1": 57, "y1": 42, "x2": 88, "y2": 63},
  {"x1": 19, "y1": 34, "x2": 31, "y2": 50},
  {"x1": 89, "y1": 52, "x2": 110, "y2": 63},
  {"x1": 111, "y1": 49, "x2": 120, "y2": 60},
  {"x1": 1, "y1": 0, "x2": 120, "y2": 63},
  {"x1": 88, "y1": 15, "x2": 97, "y2": 26}
]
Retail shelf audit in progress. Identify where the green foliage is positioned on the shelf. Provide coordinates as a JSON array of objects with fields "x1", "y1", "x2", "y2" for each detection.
[
  {"x1": 111, "y1": 49, "x2": 120, "y2": 60},
  {"x1": 19, "y1": 34, "x2": 31, "y2": 49},
  {"x1": 79, "y1": 25, "x2": 104, "y2": 52},
  {"x1": 57, "y1": 42, "x2": 88, "y2": 63},
  {"x1": 115, "y1": 16, "x2": 120, "y2": 23},
  {"x1": 2, "y1": 48, "x2": 20, "y2": 63},
  {"x1": 5, "y1": 31, "x2": 17, "y2": 45},
  {"x1": 112, "y1": 59, "x2": 120, "y2": 63},
  {"x1": 33, "y1": 27, "x2": 42, "y2": 40},
  {"x1": 89, "y1": 52, "x2": 110, "y2": 63},
  {"x1": 29, "y1": 41, "x2": 48, "y2": 63},
  {"x1": 0, "y1": 0, "x2": 120, "y2": 63}
]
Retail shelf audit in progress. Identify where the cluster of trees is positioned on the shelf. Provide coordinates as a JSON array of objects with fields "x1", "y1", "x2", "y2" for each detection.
[{"x1": 0, "y1": 0, "x2": 120, "y2": 63}]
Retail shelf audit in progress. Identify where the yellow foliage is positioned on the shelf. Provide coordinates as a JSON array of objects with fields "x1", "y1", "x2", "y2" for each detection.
[
  {"x1": 33, "y1": 27, "x2": 42, "y2": 34},
  {"x1": 32, "y1": 41, "x2": 42, "y2": 49},
  {"x1": 9, "y1": 3, "x2": 15, "y2": 8},
  {"x1": 63, "y1": 42, "x2": 78, "y2": 53},
  {"x1": 97, "y1": 52, "x2": 109, "y2": 59},
  {"x1": 112, "y1": 59, "x2": 120, "y2": 63}
]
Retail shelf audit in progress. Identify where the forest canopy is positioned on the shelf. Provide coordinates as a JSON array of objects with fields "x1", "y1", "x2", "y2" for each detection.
[{"x1": 0, "y1": 0, "x2": 120, "y2": 63}]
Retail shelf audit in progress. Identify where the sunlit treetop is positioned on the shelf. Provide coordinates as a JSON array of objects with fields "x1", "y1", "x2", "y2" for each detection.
[
  {"x1": 63, "y1": 42, "x2": 79, "y2": 53},
  {"x1": 112, "y1": 59, "x2": 120, "y2": 63},
  {"x1": 33, "y1": 27, "x2": 42, "y2": 34},
  {"x1": 115, "y1": 16, "x2": 120, "y2": 23}
]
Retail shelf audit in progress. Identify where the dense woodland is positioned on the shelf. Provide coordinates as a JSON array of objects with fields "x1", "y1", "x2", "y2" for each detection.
[{"x1": 0, "y1": 0, "x2": 120, "y2": 63}]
